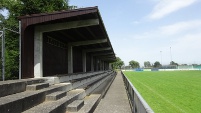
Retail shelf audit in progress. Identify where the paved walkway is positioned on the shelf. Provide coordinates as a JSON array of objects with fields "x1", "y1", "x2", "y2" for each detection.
[{"x1": 94, "y1": 72, "x2": 131, "y2": 113}]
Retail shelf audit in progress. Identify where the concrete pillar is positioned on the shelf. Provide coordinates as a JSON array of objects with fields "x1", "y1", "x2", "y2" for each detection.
[
  {"x1": 106, "y1": 62, "x2": 109, "y2": 70},
  {"x1": 109, "y1": 63, "x2": 112, "y2": 70},
  {"x1": 100, "y1": 60, "x2": 103, "y2": 71},
  {"x1": 82, "y1": 51, "x2": 86, "y2": 72},
  {"x1": 68, "y1": 45, "x2": 73, "y2": 73},
  {"x1": 34, "y1": 29, "x2": 43, "y2": 78},
  {"x1": 96, "y1": 59, "x2": 99, "y2": 71},
  {"x1": 91, "y1": 56, "x2": 94, "y2": 71},
  {"x1": 103, "y1": 61, "x2": 105, "y2": 70}
]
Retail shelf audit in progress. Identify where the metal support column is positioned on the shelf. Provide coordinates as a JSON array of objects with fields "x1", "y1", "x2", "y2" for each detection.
[
  {"x1": 19, "y1": 21, "x2": 21, "y2": 79},
  {"x1": 1, "y1": 28, "x2": 5, "y2": 81}
]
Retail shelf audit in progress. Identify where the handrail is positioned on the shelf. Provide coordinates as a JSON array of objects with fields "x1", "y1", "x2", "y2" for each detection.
[{"x1": 121, "y1": 71, "x2": 154, "y2": 113}]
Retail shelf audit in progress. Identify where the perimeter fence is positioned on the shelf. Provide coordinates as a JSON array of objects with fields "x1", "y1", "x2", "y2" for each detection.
[{"x1": 121, "y1": 71, "x2": 154, "y2": 113}]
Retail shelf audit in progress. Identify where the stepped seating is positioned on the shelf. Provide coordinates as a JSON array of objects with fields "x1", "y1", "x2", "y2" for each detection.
[
  {"x1": 46, "y1": 91, "x2": 66, "y2": 101},
  {"x1": 0, "y1": 78, "x2": 47, "y2": 97},
  {"x1": 0, "y1": 70, "x2": 116, "y2": 113},
  {"x1": 26, "y1": 82, "x2": 50, "y2": 90},
  {"x1": 78, "y1": 94, "x2": 101, "y2": 113},
  {"x1": 67, "y1": 100, "x2": 84, "y2": 112},
  {"x1": 23, "y1": 89, "x2": 86, "y2": 113}
]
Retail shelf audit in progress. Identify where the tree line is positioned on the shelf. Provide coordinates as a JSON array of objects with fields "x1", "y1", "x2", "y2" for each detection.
[{"x1": 111, "y1": 57, "x2": 179, "y2": 70}]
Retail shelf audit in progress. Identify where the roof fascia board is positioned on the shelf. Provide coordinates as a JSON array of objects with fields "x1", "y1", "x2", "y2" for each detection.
[{"x1": 19, "y1": 7, "x2": 98, "y2": 19}]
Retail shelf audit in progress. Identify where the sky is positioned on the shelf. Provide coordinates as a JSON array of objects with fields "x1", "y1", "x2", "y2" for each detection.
[
  {"x1": 1, "y1": 0, "x2": 201, "y2": 66},
  {"x1": 69, "y1": 0, "x2": 201, "y2": 66}
]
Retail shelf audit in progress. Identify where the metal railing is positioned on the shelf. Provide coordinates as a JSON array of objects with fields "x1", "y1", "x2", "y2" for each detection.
[{"x1": 121, "y1": 71, "x2": 154, "y2": 113}]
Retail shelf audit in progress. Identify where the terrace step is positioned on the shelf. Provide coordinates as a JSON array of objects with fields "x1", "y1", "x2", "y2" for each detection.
[
  {"x1": 0, "y1": 83, "x2": 71, "y2": 113},
  {"x1": 22, "y1": 89, "x2": 86, "y2": 113},
  {"x1": 91, "y1": 74, "x2": 115, "y2": 97},
  {"x1": 0, "y1": 78, "x2": 47, "y2": 98},
  {"x1": 25, "y1": 78, "x2": 47, "y2": 85},
  {"x1": 26, "y1": 83, "x2": 49, "y2": 91},
  {"x1": 71, "y1": 73, "x2": 108, "y2": 89},
  {"x1": 85, "y1": 75, "x2": 112, "y2": 96},
  {"x1": 46, "y1": 91, "x2": 66, "y2": 101},
  {"x1": 55, "y1": 71, "x2": 106, "y2": 83},
  {"x1": 78, "y1": 94, "x2": 101, "y2": 113},
  {"x1": 67, "y1": 100, "x2": 84, "y2": 112}
]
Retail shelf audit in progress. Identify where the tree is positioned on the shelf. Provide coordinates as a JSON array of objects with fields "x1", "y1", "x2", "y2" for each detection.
[
  {"x1": 129, "y1": 60, "x2": 140, "y2": 68},
  {"x1": 111, "y1": 57, "x2": 124, "y2": 69},
  {"x1": 153, "y1": 61, "x2": 161, "y2": 68},
  {"x1": 192, "y1": 64, "x2": 198, "y2": 66},
  {"x1": 0, "y1": 0, "x2": 70, "y2": 79},
  {"x1": 144, "y1": 61, "x2": 151, "y2": 67},
  {"x1": 170, "y1": 61, "x2": 178, "y2": 66}
]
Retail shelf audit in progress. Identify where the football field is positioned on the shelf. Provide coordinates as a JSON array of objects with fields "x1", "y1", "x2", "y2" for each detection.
[{"x1": 124, "y1": 71, "x2": 201, "y2": 113}]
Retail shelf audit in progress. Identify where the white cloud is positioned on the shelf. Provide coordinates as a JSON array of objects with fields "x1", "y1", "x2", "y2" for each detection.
[
  {"x1": 132, "y1": 19, "x2": 201, "y2": 40},
  {"x1": 159, "y1": 20, "x2": 201, "y2": 35},
  {"x1": 148, "y1": 0, "x2": 197, "y2": 20},
  {"x1": 129, "y1": 19, "x2": 201, "y2": 64},
  {"x1": 171, "y1": 32, "x2": 201, "y2": 64},
  {"x1": 174, "y1": 33, "x2": 201, "y2": 50}
]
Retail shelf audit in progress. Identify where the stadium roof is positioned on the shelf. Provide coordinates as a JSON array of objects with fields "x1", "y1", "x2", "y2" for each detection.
[{"x1": 19, "y1": 6, "x2": 116, "y2": 62}]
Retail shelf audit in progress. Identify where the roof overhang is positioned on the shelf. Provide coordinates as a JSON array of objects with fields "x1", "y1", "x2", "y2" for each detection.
[{"x1": 19, "y1": 6, "x2": 116, "y2": 62}]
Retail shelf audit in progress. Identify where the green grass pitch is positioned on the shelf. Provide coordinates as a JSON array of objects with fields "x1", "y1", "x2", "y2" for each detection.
[{"x1": 124, "y1": 71, "x2": 201, "y2": 113}]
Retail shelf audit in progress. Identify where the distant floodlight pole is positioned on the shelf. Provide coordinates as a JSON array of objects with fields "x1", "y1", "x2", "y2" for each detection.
[
  {"x1": 160, "y1": 51, "x2": 162, "y2": 66},
  {"x1": 170, "y1": 47, "x2": 172, "y2": 63}
]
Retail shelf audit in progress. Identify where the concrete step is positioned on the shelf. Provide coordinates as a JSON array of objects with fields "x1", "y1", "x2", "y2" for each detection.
[
  {"x1": 0, "y1": 71, "x2": 115, "y2": 113},
  {"x1": 54, "y1": 71, "x2": 106, "y2": 83},
  {"x1": 67, "y1": 100, "x2": 84, "y2": 112},
  {"x1": 0, "y1": 83, "x2": 72, "y2": 113},
  {"x1": 22, "y1": 89, "x2": 86, "y2": 113},
  {"x1": 91, "y1": 74, "x2": 115, "y2": 97},
  {"x1": 78, "y1": 94, "x2": 101, "y2": 113},
  {"x1": 46, "y1": 91, "x2": 66, "y2": 101},
  {"x1": 85, "y1": 75, "x2": 111, "y2": 96},
  {"x1": 0, "y1": 78, "x2": 47, "y2": 98},
  {"x1": 24, "y1": 78, "x2": 47, "y2": 85},
  {"x1": 72, "y1": 73, "x2": 108, "y2": 90},
  {"x1": 26, "y1": 83, "x2": 49, "y2": 91},
  {"x1": 75, "y1": 74, "x2": 115, "y2": 113}
]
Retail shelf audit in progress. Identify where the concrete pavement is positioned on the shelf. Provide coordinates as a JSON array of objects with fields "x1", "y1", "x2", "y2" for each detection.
[{"x1": 94, "y1": 71, "x2": 131, "y2": 113}]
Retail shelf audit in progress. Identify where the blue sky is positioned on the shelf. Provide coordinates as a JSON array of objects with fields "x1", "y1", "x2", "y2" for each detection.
[
  {"x1": 70, "y1": 0, "x2": 201, "y2": 66},
  {"x1": 1, "y1": 0, "x2": 201, "y2": 66}
]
